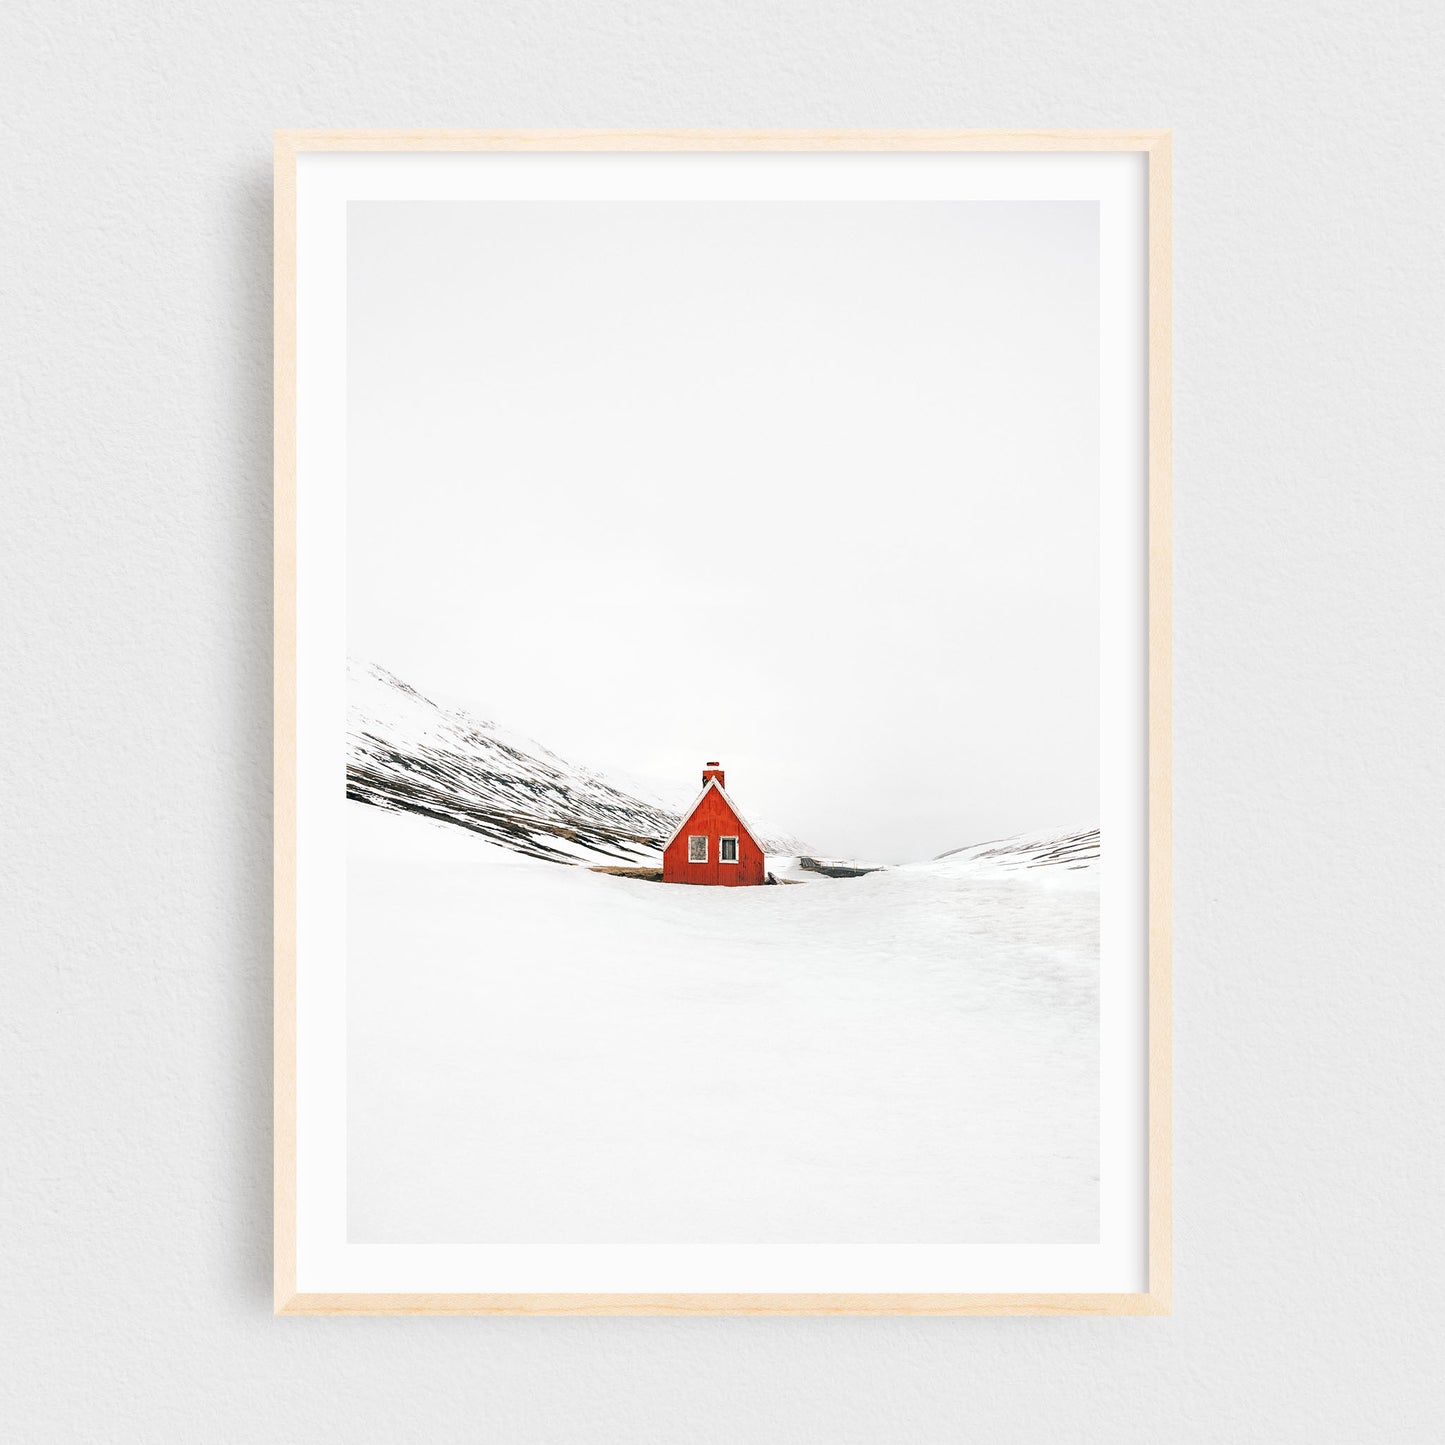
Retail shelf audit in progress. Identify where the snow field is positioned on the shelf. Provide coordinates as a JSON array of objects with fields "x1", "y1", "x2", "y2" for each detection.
[{"x1": 348, "y1": 805, "x2": 1099, "y2": 1244}]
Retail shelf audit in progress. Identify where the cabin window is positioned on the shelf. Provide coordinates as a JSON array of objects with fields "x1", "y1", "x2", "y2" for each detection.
[
  {"x1": 719, "y1": 836, "x2": 739, "y2": 863},
  {"x1": 688, "y1": 835, "x2": 708, "y2": 863}
]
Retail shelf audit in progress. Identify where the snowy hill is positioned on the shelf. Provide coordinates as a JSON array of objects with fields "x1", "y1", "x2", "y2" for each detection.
[
  {"x1": 347, "y1": 802, "x2": 1100, "y2": 1245},
  {"x1": 347, "y1": 660, "x2": 801, "y2": 864},
  {"x1": 933, "y1": 827, "x2": 1100, "y2": 873}
]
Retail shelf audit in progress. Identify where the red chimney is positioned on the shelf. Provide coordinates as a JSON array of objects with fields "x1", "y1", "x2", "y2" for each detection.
[{"x1": 702, "y1": 760, "x2": 725, "y2": 788}]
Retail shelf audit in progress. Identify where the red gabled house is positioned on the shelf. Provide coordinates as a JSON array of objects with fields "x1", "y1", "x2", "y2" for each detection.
[{"x1": 661, "y1": 762, "x2": 767, "y2": 886}]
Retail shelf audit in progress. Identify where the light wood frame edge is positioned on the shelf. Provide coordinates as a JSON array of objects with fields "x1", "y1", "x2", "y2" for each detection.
[
  {"x1": 276, "y1": 1291, "x2": 1168, "y2": 1317},
  {"x1": 274, "y1": 135, "x2": 299, "y2": 1314},
  {"x1": 273, "y1": 128, "x2": 1172, "y2": 1318}
]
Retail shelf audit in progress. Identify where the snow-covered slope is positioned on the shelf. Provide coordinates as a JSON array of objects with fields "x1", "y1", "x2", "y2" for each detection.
[
  {"x1": 347, "y1": 660, "x2": 800, "y2": 863},
  {"x1": 933, "y1": 827, "x2": 1100, "y2": 874},
  {"x1": 347, "y1": 803, "x2": 1099, "y2": 1245}
]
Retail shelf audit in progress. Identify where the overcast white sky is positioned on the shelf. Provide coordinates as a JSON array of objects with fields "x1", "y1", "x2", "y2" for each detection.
[{"x1": 348, "y1": 200, "x2": 1098, "y2": 863}]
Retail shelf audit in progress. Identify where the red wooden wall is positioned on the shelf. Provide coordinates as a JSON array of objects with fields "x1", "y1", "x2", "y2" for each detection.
[{"x1": 662, "y1": 787, "x2": 766, "y2": 886}]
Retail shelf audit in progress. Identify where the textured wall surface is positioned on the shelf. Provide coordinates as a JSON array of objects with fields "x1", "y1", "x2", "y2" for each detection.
[{"x1": 3, "y1": 2, "x2": 1443, "y2": 1439}]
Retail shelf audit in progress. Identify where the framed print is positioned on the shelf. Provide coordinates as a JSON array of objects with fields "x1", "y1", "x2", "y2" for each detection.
[{"x1": 274, "y1": 129, "x2": 1171, "y2": 1316}]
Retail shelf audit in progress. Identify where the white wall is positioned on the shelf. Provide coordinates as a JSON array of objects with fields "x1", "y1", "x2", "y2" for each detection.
[{"x1": 3, "y1": 1, "x2": 1442, "y2": 1439}]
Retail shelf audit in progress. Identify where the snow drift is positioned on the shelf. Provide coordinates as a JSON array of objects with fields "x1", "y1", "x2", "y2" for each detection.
[{"x1": 348, "y1": 805, "x2": 1100, "y2": 1245}]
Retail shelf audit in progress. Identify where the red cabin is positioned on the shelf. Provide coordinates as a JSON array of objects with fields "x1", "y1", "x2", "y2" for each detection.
[{"x1": 661, "y1": 762, "x2": 767, "y2": 886}]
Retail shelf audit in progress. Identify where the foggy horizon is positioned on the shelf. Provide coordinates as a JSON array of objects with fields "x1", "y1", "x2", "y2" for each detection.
[{"x1": 348, "y1": 198, "x2": 1100, "y2": 862}]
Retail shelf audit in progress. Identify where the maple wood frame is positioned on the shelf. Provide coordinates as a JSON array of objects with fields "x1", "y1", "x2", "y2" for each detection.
[{"x1": 274, "y1": 128, "x2": 1172, "y2": 1317}]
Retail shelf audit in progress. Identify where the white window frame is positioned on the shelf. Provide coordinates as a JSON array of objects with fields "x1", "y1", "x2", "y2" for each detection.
[
  {"x1": 687, "y1": 835, "x2": 708, "y2": 864},
  {"x1": 719, "y1": 836, "x2": 739, "y2": 864}
]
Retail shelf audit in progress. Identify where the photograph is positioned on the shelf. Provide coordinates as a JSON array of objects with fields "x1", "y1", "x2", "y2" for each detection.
[{"x1": 342, "y1": 192, "x2": 1106, "y2": 1249}]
